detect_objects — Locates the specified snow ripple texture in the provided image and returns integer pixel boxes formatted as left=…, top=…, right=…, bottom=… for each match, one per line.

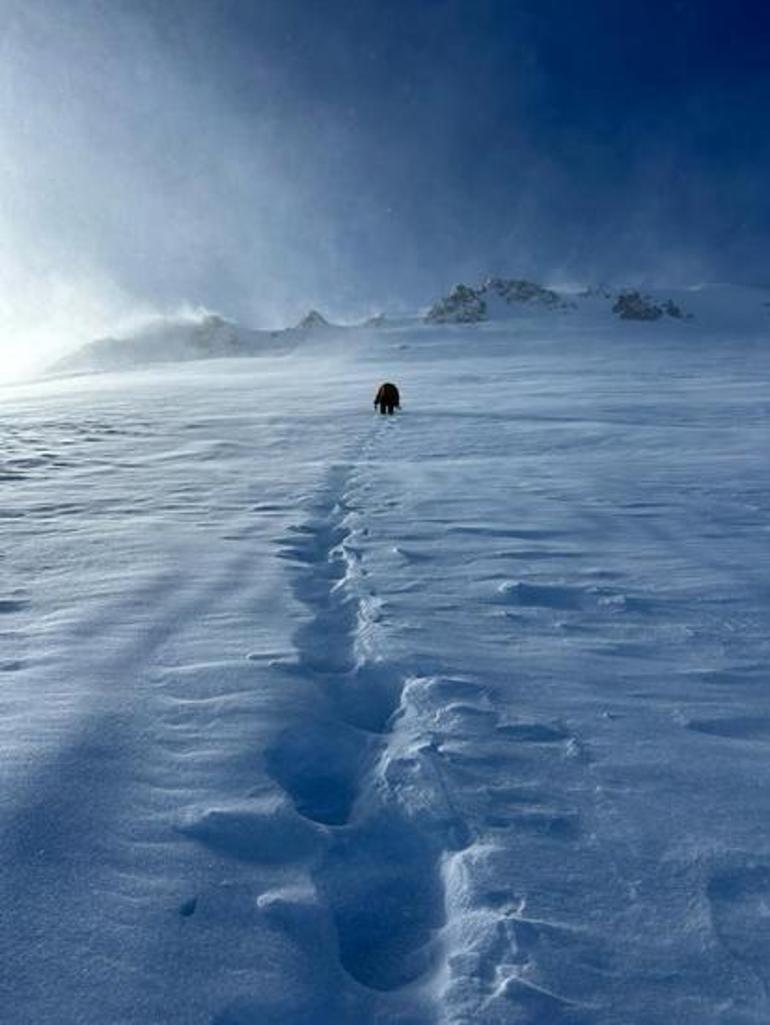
left=1, top=310, right=769, bottom=1025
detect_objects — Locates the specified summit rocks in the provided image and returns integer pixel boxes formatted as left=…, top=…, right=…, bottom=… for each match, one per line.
left=612, top=290, right=686, bottom=321
left=425, top=277, right=572, bottom=323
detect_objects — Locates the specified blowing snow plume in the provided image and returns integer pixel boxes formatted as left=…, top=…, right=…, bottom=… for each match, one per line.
left=2, top=0, right=769, bottom=382
left=48, top=311, right=286, bottom=376
left=0, top=0, right=348, bottom=380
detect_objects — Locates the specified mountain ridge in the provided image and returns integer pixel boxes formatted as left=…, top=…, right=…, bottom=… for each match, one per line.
left=47, top=281, right=769, bottom=378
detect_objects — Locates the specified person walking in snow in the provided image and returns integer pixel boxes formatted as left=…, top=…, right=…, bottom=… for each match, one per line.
left=374, top=381, right=400, bottom=415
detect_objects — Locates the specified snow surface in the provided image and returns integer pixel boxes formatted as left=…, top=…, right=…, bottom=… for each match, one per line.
left=1, top=293, right=769, bottom=1024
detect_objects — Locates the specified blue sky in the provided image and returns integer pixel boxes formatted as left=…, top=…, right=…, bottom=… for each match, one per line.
left=0, top=0, right=768, bottom=359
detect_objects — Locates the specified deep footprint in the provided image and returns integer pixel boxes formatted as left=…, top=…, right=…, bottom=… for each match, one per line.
left=327, top=664, right=405, bottom=735
left=265, top=723, right=371, bottom=826
left=316, top=814, right=445, bottom=991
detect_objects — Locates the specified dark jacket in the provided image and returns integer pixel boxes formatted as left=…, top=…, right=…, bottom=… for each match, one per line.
left=374, top=382, right=400, bottom=407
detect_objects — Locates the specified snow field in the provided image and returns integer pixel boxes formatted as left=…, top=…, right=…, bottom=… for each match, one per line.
left=1, top=314, right=769, bottom=1023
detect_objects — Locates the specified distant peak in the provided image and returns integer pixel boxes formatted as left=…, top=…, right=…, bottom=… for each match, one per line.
left=296, top=309, right=330, bottom=329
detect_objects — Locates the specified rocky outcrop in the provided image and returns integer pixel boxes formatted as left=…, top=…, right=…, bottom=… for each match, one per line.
left=425, top=284, right=487, bottom=324
left=483, top=277, right=571, bottom=309
left=425, top=277, right=573, bottom=323
left=425, top=280, right=690, bottom=324
left=612, top=291, right=685, bottom=321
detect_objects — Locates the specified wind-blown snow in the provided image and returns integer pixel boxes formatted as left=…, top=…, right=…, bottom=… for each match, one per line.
left=1, top=291, right=769, bottom=1024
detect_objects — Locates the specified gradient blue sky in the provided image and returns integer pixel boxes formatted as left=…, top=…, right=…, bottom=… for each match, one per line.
left=0, top=0, right=768, bottom=367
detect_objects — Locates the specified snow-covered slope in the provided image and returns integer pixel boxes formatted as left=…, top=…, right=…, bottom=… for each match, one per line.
left=1, top=297, right=769, bottom=1024
left=48, top=312, right=293, bottom=376
left=48, top=307, right=351, bottom=377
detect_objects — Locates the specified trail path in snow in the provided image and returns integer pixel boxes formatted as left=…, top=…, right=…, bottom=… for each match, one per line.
left=1, top=324, right=769, bottom=1024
